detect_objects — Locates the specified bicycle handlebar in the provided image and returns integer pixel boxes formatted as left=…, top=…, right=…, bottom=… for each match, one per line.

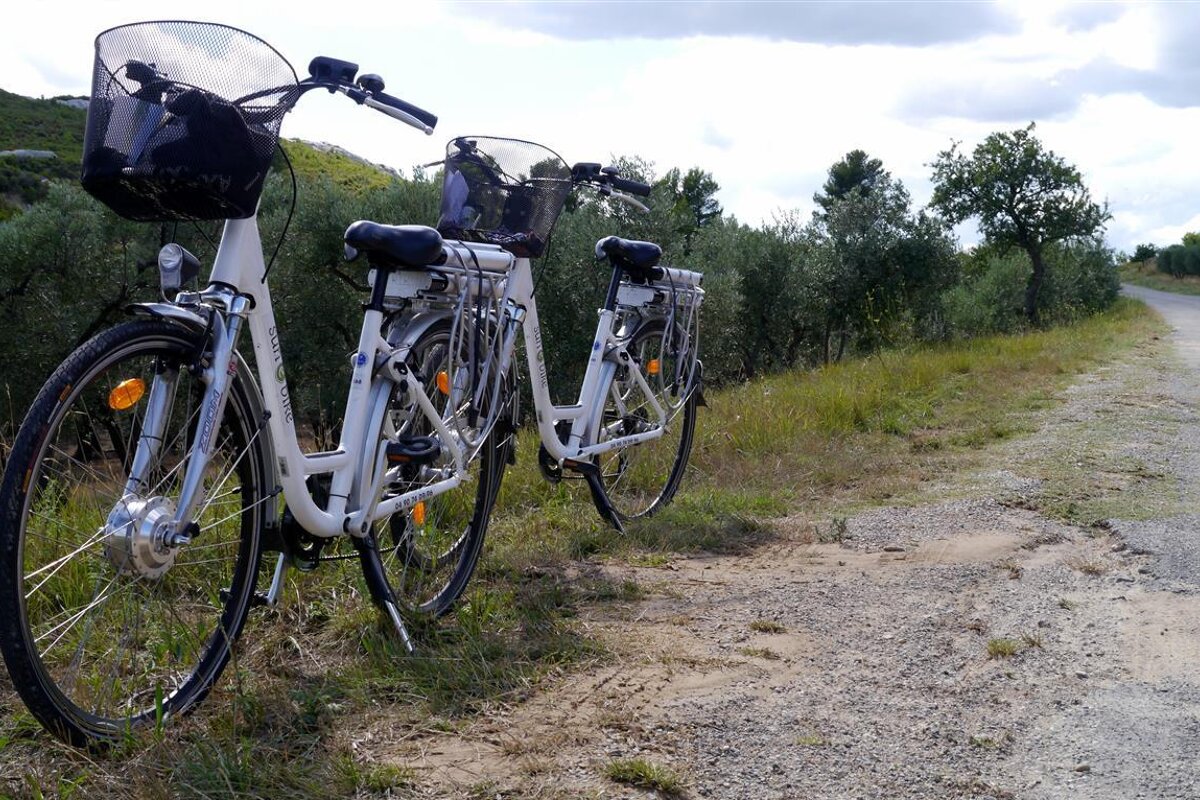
left=300, top=55, right=437, bottom=135
left=570, top=162, right=652, bottom=196
left=360, top=92, right=436, bottom=135
left=609, top=175, right=651, bottom=197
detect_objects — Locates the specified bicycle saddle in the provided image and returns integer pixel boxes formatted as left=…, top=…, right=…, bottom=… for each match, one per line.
left=344, top=221, right=445, bottom=268
left=595, top=236, right=663, bottom=279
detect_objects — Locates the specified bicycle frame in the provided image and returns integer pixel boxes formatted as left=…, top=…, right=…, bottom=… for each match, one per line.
left=140, top=214, right=669, bottom=544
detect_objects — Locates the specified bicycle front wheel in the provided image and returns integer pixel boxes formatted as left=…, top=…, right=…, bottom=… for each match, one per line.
left=594, top=321, right=698, bottom=520
left=0, top=319, right=267, bottom=747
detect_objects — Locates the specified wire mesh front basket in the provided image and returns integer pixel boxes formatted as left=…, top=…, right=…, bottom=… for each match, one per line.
left=81, top=21, right=299, bottom=221
left=436, top=136, right=572, bottom=258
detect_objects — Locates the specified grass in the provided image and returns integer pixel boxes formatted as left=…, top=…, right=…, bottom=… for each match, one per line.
left=986, top=638, right=1023, bottom=659
left=278, top=140, right=406, bottom=194
left=996, top=559, right=1023, bottom=580
left=1068, top=557, right=1109, bottom=576
left=986, top=632, right=1043, bottom=659
left=969, top=735, right=1001, bottom=749
left=1119, top=261, right=1200, bottom=296
left=604, top=757, right=685, bottom=795
left=749, top=619, right=787, bottom=634
left=0, top=85, right=403, bottom=214
left=737, top=646, right=782, bottom=660
left=0, top=299, right=1161, bottom=798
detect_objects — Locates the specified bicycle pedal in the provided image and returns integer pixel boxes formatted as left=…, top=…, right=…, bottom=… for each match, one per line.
left=387, top=436, right=440, bottom=465
left=536, top=443, right=562, bottom=483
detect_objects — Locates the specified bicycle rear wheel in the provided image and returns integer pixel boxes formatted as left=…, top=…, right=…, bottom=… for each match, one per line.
left=372, top=321, right=501, bottom=619
left=594, top=321, right=698, bottom=520
left=0, top=320, right=267, bottom=747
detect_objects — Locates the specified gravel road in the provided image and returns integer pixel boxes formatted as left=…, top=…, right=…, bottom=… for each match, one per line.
left=381, top=286, right=1200, bottom=799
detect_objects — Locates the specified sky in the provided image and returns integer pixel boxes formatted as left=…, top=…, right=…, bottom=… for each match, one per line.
left=3, top=0, right=1199, bottom=252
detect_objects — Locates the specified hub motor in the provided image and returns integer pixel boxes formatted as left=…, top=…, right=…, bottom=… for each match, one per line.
left=103, top=496, right=179, bottom=579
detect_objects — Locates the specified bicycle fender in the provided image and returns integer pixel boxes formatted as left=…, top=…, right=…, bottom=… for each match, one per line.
left=127, top=300, right=208, bottom=331
left=384, top=309, right=454, bottom=356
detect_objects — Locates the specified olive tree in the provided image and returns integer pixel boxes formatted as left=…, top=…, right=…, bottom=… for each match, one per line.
left=929, top=123, right=1109, bottom=324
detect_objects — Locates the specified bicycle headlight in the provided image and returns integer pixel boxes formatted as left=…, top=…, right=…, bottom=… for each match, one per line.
left=157, top=243, right=201, bottom=293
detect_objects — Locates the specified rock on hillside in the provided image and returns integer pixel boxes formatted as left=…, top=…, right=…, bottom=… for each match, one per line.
left=0, top=150, right=56, bottom=159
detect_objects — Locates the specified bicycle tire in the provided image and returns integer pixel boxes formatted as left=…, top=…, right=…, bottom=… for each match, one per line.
left=593, top=320, right=698, bottom=520
left=371, top=321, right=501, bottom=619
left=0, top=319, right=267, bottom=747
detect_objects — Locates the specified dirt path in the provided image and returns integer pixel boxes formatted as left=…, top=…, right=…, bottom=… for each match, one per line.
left=374, top=290, right=1200, bottom=799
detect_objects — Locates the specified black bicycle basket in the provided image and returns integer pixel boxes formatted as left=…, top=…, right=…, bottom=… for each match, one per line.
left=436, top=136, right=572, bottom=258
left=81, top=21, right=299, bottom=221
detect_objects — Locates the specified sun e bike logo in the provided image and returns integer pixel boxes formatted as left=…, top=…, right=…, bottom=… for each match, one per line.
left=268, top=325, right=294, bottom=424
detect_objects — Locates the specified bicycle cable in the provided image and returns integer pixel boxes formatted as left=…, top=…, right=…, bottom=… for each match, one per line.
left=190, top=220, right=218, bottom=254
left=261, top=142, right=298, bottom=283
left=530, top=235, right=554, bottom=298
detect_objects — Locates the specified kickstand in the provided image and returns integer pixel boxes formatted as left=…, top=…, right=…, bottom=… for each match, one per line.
left=383, top=599, right=415, bottom=654
left=265, top=552, right=289, bottom=606
left=351, top=531, right=417, bottom=654
left=579, top=467, right=626, bottom=534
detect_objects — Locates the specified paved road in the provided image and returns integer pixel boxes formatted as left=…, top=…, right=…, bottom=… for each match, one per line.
left=1122, top=283, right=1200, bottom=368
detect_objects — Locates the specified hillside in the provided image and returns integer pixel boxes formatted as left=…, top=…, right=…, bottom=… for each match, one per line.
left=0, top=89, right=85, bottom=214
left=0, top=87, right=400, bottom=216
left=277, top=138, right=408, bottom=193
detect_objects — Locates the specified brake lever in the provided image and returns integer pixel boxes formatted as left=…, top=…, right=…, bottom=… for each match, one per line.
left=599, top=185, right=650, bottom=213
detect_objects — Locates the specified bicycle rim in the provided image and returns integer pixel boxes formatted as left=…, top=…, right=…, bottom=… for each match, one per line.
left=595, top=322, right=697, bottom=520
left=0, top=321, right=264, bottom=744
left=377, top=322, right=497, bottom=618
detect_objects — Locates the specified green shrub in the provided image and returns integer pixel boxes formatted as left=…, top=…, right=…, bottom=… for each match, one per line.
left=1042, top=237, right=1120, bottom=319
left=942, top=239, right=1118, bottom=338
left=1132, top=243, right=1157, bottom=263
left=942, top=252, right=1028, bottom=337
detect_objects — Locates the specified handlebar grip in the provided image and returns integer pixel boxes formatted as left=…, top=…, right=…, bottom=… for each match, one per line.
left=374, top=91, right=438, bottom=130
left=610, top=175, right=651, bottom=197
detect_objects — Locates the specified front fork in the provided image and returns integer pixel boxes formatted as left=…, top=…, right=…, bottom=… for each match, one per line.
left=121, top=295, right=252, bottom=544
left=121, top=361, right=179, bottom=497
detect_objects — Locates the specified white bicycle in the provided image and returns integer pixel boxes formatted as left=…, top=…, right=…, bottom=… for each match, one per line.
left=0, top=21, right=703, bottom=747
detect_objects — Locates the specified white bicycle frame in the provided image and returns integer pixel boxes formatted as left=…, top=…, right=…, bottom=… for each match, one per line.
left=143, top=213, right=680, bottom=544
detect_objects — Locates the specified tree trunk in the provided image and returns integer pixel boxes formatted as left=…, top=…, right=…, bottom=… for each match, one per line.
left=1023, top=245, right=1046, bottom=325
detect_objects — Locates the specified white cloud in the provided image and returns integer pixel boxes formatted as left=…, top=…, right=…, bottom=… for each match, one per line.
left=1148, top=212, right=1200, bottom=247
left=0, top=0, right=1195, bottom=251
left=448, top=0, right=1021, bottom=46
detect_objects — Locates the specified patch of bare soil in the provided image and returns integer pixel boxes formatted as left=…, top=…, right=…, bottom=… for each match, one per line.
left=359, top=304, right=1200, bottom=799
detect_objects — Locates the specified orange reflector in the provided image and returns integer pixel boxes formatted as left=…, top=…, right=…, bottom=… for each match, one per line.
left=412, top=501, right=426, bottom=526
left=108, top=378, right=146, bottom=411
left=647, top=358, right=661, bottom=376
left=436, top=370, right=450, bottom=396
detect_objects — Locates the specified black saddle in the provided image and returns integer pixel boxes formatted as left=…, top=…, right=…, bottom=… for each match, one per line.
left=595, top=236, right=664, bottom=281
left=344, top=221, right=445, bottom=269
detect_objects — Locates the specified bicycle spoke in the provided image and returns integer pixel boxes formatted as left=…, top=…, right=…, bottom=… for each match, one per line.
left=24, top=529, right=112, bottom=599
left=38, top=574, right=126, bottom=653
left=3, top=320, right=263, bottom=742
